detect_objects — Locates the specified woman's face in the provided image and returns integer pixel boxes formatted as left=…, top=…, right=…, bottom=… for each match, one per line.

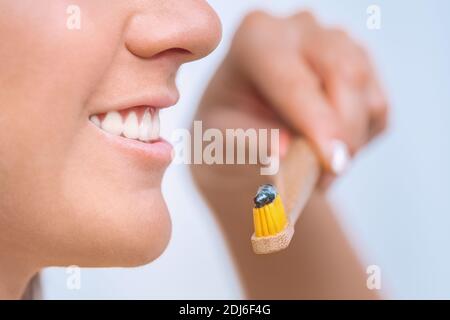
left=0, top=1, right=221, bottom=267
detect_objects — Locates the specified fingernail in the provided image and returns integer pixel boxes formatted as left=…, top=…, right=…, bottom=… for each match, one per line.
left=330, top=140, right=350, bottom=175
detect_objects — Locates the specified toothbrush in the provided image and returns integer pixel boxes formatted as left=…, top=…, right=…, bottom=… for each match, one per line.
left=251, top=138, right=321, bottom=254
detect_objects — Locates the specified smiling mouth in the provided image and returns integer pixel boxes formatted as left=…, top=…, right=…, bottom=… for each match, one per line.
left=89, top=106, right=160, bottom=143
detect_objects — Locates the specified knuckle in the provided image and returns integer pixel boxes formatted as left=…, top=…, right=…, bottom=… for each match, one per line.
left=328, top=27, right=350, bottom=41
left=355, top=43, right=369, bottom=59
left=369, top=108, right=389, bottom=138
left=373, top=100, right=390, bottom=128
left=292, top=10, right=317, bottom=24
left=375, top=98, right=389, bottom=114
left=333, top=54, right=369, bottom=85
left=320, top=29, right=370, bottom=84
left=354, top=43, right=373, bottom=69
left=240, top=10, right=271, bottom=31
left=346, top=127, right=366, bottom=154
left=231, top=10, right=273, bottom=59
left=347, top=63, right=369, bottom=84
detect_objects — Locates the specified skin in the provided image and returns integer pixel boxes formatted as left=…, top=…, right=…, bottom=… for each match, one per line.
left=0, top=2, right=388, bottom=299
left=191, top=12, right=388, bottom=298
left=0, top=0, right=221, bottom=299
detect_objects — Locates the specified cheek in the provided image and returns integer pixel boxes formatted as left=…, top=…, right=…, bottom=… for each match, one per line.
left=0, top=3, right=88, bottom=209
left=0, top=1, right=120, bottom=135
left=0, top=1, right=116, bottom=165
left=0, top=1, right=117, bottom=198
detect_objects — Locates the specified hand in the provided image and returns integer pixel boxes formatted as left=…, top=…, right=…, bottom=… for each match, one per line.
left=196, top=10, right=388, bottom=187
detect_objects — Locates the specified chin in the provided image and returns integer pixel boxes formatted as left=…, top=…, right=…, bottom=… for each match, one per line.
left=94, top=190, right=173, bottom=268
left=47, top=185, right=173, bottom=268
left=126, top=203, right=172, bottom=267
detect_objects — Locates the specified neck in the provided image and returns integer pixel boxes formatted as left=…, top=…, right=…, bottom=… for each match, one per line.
left=0, top=251, right=39, bottom=299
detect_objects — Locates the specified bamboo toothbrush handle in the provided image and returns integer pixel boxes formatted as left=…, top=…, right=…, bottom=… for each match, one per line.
left=251, top=137, right=321, bottom=255
left=275, top=137, right=321, bottom=226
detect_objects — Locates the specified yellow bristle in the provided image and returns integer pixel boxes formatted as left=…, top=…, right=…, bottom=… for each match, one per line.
left=264, top=205, right=276, bottom=235
left=267, top=202, right=280, bottom=231
left=259, top=207, right=269, bottom=236
left=253, top=208, right=262, bottom=237
left=253, top=193, right=288, bottom=237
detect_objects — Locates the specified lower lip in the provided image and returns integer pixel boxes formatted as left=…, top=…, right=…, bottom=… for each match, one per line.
left=88, top=121, right=173, bottom=168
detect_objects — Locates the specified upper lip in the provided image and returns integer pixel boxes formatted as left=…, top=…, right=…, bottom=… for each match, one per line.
left=89, top=91, right=179, bottom=115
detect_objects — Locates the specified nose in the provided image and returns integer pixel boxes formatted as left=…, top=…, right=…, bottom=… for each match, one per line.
left=125, top=1, right=222, bottom=63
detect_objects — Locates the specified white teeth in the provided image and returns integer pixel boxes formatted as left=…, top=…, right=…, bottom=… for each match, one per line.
left=150, top=109, right=160, bottom=141
left=139, top=108, right=152, bottom=142
left=101, top=111, right=123, bottom=136
left=123, top=111, right=139, bottom=139
left=89, top=115, right=101, bottom=127
left=90, top=108, right=161, bottom=143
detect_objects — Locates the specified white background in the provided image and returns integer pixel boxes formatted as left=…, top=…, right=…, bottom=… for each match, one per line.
left=43, top=0, right=450, bottom=299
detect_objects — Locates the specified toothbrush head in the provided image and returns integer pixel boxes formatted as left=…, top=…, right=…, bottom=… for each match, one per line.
left=252, top=184, right=288, bottom=238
